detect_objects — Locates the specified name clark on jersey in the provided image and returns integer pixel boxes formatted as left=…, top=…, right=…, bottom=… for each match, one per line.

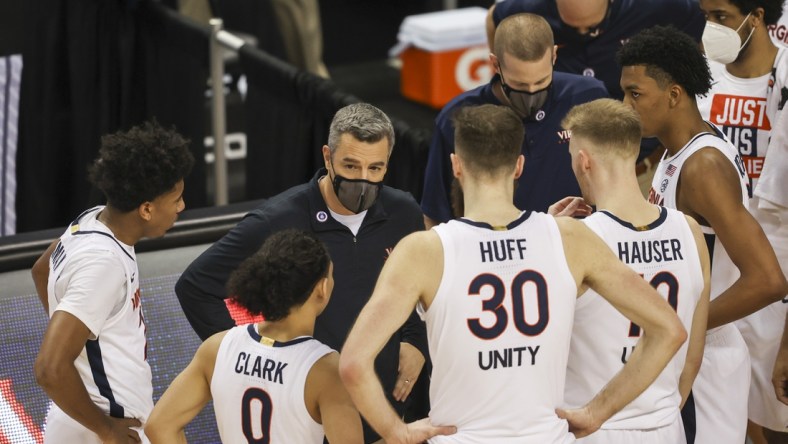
left=235, top=351, right=288, bottom=384
left=478, top=345, right=540, bottom=370
left=617, top=239, right=683, bottom=265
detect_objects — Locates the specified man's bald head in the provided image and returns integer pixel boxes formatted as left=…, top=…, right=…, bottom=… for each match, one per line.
left=556, top=0, right=608, bottom=34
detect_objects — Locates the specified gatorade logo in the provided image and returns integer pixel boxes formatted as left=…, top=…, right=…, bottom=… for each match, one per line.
left=709, top=94, right=771, bottom=130
left=455, top=46, right=493, bottom=91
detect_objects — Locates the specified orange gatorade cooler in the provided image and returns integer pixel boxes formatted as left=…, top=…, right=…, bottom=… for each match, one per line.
left=392, top=8, right=493, bottom=109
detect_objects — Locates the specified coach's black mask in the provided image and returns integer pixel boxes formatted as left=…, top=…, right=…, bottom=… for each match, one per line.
left=328, top=165, right=382, bottom=214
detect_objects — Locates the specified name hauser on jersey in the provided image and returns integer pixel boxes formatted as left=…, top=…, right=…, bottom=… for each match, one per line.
left=617, top=238, right=683, bottom=265
left=235, top=351, right=288, bottom=384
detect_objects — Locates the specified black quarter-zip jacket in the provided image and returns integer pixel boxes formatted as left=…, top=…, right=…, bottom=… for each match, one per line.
left=175, top=169, right=427, bottom=436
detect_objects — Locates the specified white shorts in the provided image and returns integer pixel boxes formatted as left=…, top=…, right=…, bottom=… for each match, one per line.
left=692, top=323, right=751, bottom=444
left=44, top=403, right=150, bottom=444
left=736, top=199, right=788, bottom=432
left=576, top=415, right=683, bottom=444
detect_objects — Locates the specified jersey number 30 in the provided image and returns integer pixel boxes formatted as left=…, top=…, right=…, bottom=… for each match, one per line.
left=242, top=388, right=273, bottom=444
left=466, top=270, right=549, bottom=339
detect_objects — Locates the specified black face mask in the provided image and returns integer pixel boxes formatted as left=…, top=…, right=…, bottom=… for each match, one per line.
left=562, top=0, right=612, bottom=44
left=499, top=69, right=551, bottom=121
left=328, top=166, right=383, bottom=214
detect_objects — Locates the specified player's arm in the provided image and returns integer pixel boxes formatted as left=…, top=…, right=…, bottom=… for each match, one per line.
left=35, top=257, right=142, bottom=443
left=35, top=310, right=142, bottom=443
left=304, top=352, right=364, bottom=443
left=339, top=231, right=456, bottom=444
left=555, top=217, right=687, bottom=437
left=486, top=3, right=497, bottom=50
left=145, top=332, right=224, bottom=444
left=679, top=148, right=788, bottom=328
left=31, top=239, right=58, bottom=312
left=679, top=215, right=710, bottom=407
left=175, top=212, right=272, bottom=340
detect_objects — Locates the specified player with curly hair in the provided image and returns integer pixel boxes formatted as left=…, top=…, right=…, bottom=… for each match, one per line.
left=145, top=229, right=363, bottom=443
left=32, top=120, right=194, bottom=444
left=619, top=25, right=788, bottom=443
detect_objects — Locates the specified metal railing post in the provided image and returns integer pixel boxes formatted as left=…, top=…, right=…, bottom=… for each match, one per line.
left=209, top=18, right=229, bottom=206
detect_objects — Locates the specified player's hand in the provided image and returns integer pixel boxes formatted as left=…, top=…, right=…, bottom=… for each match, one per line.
left=773, top=341, right=788, bottom=405
left=394, top=342, right=425, bottom=402
left=548, top=197, right=593, bottom=218
left=555, top=406, right=601, bottom=438
left=99, top=417, right=142, bottom=443
left=386, top=418, right=457, bottom=444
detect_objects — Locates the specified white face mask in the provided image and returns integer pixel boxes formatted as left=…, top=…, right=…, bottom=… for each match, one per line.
left=701, top=12, right=754, bottom=64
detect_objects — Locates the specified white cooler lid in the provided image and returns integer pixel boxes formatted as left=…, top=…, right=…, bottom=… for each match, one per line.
left=390, top=7, right=489, bottom=56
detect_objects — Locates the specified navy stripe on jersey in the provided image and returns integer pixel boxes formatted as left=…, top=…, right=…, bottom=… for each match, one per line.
left=85, top=339, right=125, bottom=418
left=669, top=124, right=727, bottom=164
left=457, top=211, right=533, bottom=231
left=246, top=324, right=315, bottom=347
left=681, top=390, right=696, bottom=444
left=703, top=233, right=716, bottom=269
left=70, top=207, right=99, bottom=226
left=72, top=231, right=134, bottom=261
left=598, top=207, right=667, bottom=232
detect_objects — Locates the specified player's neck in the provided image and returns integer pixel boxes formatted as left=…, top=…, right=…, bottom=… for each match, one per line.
left=726, top=31, right=778, bottom=78
left=462, top=179, right=521, bottom=226
left=97, top=206, right=142, bottom=246
left=256, top=316, right=315, bottom=343
left=592, top=171, right=660, bottom=226
left=658, top=111, right=712, bottom=157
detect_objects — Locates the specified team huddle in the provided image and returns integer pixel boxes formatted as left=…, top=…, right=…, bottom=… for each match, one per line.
left=32, top=0, right=788, bottom=443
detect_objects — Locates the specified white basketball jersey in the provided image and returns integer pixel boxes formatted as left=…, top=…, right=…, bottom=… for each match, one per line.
left=565, top=207, right=703, bottom=430
left=210, top=324, right=333, bottom=444
left=697, top=48, right=787, bottom=201
left=648, top=127, right=748, bottom=306
left=421, top=212, right=577, bottom=443
left=47, top=206, right=153, bottom=421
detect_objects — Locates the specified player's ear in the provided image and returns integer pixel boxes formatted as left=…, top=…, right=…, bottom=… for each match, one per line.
left=578, top=149, right=592, bottom=173
left=668, top=84, right=681, bottom=108
left=514, top=154, right=525, bottom=179
left=451, top=153, right=463, bottom=179
left=138, top=202, right=153, bottom=222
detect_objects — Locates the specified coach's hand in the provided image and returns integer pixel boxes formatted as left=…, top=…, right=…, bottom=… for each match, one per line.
left=395, top=342, right=425, bottom=402
left=548, top=197, right=593, bottom=218
left=556, top=406, right=601, bottom=438
left=100, top=417, right=142, bottom=443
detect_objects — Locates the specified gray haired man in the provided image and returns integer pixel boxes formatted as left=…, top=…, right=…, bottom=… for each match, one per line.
left=175, top=103, right=429, bottom=443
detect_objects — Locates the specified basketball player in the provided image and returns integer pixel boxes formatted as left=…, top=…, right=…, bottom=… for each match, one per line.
left=339, top=104, right=687, bottom=443
left=696, top=1, right=788, bottom=440
left=618, top=25, right=788, bottom=443
left=145, top=230, right=363, bottom=443
left=32, top=121, right=194, bottom=443
left=557, top=98, right=710, bottom=443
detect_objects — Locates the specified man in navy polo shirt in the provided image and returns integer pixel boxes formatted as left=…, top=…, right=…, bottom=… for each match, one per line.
left=487, top=0, right=705, bottom=182
left=488, top=0, right=705, bottom=100
left=421, top=13, right=607, bottom=227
